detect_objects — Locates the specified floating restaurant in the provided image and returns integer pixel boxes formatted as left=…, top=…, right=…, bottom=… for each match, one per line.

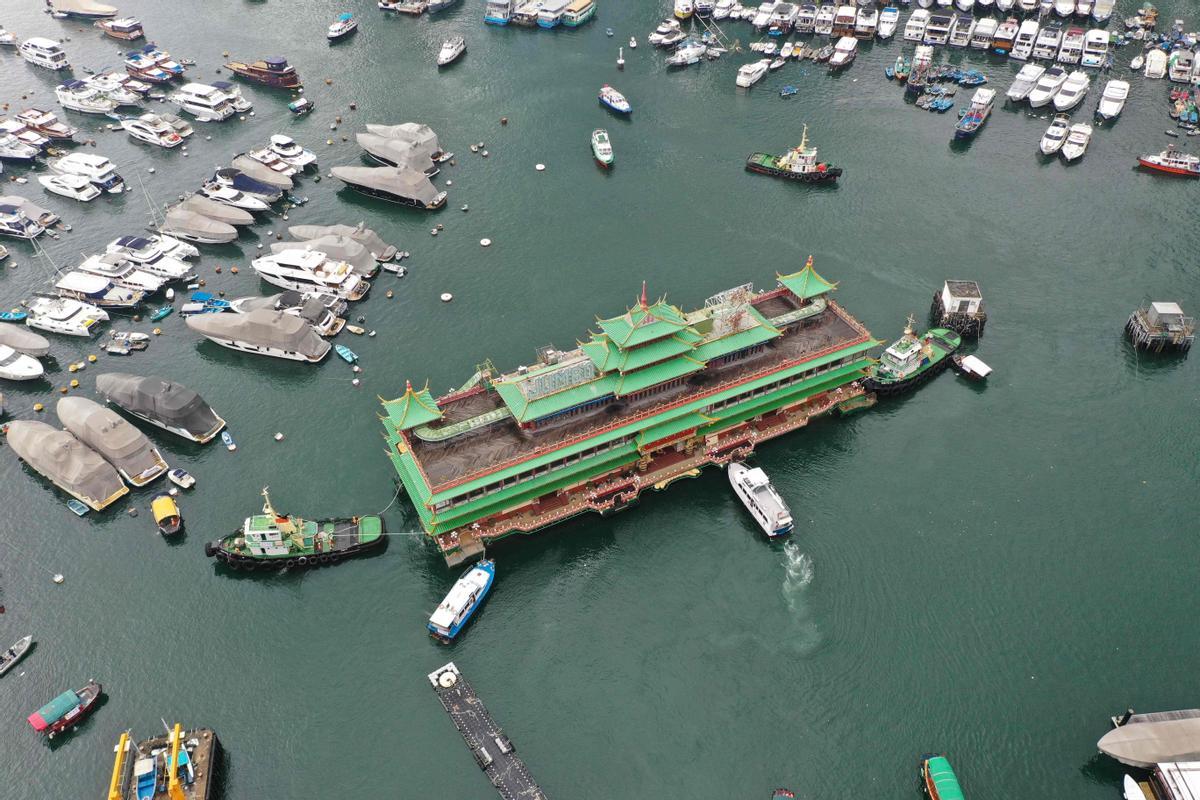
left=382, top=260, right=878, bottom=565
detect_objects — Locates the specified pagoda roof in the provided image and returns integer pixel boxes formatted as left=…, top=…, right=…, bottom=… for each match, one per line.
left=615, top=354, right=705, bottom=396
left=691, top=307, right=781, bottom=362
left=777, top=256, right=837, bottom=300
left=595, top=292, right=690, bottom=349
left=493, top=372, right=617, bottom=424
left=381, top=382, right=443, bottom=431
left=580, top=329, right=702, bottom=373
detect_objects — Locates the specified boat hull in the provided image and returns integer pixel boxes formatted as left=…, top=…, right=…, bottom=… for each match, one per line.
left=226, top=67, right=301, bottom=89
left=863, top=350, right=954, bottom=396
left=745, top=156, right=842, bottom=183
left=204, top=517, right=386, bottom=570
left=1137, top=158, right=1200, bottom=177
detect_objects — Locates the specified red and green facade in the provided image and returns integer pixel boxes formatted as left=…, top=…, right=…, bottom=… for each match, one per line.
left=382, top=261, right=877, bottom=564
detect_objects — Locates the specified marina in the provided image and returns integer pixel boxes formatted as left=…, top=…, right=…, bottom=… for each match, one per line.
left=0, top=1, right=1197, bottom=799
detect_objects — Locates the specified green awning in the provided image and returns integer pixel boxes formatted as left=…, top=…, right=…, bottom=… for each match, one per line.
left=635, top=412, right=714, bottom=450
left=925, top=757, right=965, bottom=800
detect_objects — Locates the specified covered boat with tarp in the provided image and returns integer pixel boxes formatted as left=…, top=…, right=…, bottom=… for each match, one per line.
left=95, top=372, right=226, bottom=443
left=50, top=0, right=118, bottom=19
left=27, top=680, right=102, bottom=738
left=271, top=235, right=378, bottom=276
left=160, top=208, right=237, bottom=245
left=356, top=133, right=437, bottom=174
left=363, top=122, right=448, bottom=161
left=5, top=421, right=128, bottom=510
left=287, top=222, right=397, bottom=261
left=177, top=195, right=254, bottom=226
left=230, top=291, right=346, bottom=336
left=0, top=322, right=50, bottom=356
left=0, top=194, right=60, bottom=229
left=186, top=308, right=330, bottom=363
left=231, top=155, right=294, bottom=190
left=57, top=396, right=167, bottom=486
left=331, top=166, right=447, bottom=209
left=1098, top=709, right=1200, bottom=768
left=920, top=754, right=965, bottom=800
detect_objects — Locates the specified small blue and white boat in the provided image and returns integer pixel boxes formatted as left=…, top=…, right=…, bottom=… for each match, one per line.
left=66, top=498, right=90, bottom=516
left=220, top=430, right=236, bottom=451
left=428, top=558, right=495, bottom=642
left=0, top=309, right=28, bottom=322
left=133, top=757, right=157, bottom=800
left=599, top=84, right=631, bottom=115
left=484, top=0, right=513, bottom=25
left=327, top=13, right=358, bottom=42
left=334, top=344, right=357, bottom=364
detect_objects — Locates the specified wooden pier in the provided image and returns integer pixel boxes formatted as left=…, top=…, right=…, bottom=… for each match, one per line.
left=428, top=662, right=547, bottom=800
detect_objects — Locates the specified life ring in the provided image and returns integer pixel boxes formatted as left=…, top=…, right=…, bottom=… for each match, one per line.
left=285, top=558, right=297, bottom=568
left=298, top=556, right=309, bottom=566
left=319, top=555, right=331, bottom=565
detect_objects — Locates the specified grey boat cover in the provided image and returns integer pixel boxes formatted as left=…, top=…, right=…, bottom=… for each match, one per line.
left=0, top=195, right=58, bottom=225
left=356, top=133, right=436, bottom=173
left=186, top=308, right=329, bottom=360
left=53, top=0, right=118, bottom=15
left=231, top=155, right=294, bottom=190
left=6, top=420, right=127, bottom=509
left=331, top=166, right=440, bottom=206
left=95, top=372, right=224, bottom=440
left=0, top=322, right=51, bottom=357
left=161, top=209, right=238, bottom=244
left=287, top=223, right=396, bottom=261
left=271, top=236, right=376, bottom=276
left=178, top=195, right=254, bottom=227
left=1097, top=715, right=1200, bottom=768
left=56, top=396, right=165, bottom=483
left=363, top=123, right=440, bottom=156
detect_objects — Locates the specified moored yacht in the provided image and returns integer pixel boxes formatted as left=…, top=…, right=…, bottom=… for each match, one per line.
left=1039, top=112, right=1070, bottom=154
left=970, top=18, right=997, bottom=49
left=828, top=36, right=857, bottom=69
left=992, top=18, right=1019, bottom=53
left=251, top=249, right=371, bottom=301
left=55, top=272, right=143, bottom=309
left=105, top=236, right=195, bottom=280
left=223, top=57, right=302, bottom=89
left=38, top=174, right=101, bottom=203
left=268, top=135, right=317, bottom=168
left=814, top=4, right=835, bottom=35
left=1031, top=23, right=1062, bottom=60
left=877, top=6, right=899, bottom=39
left=95, top=372, right=226, bottom=444
left=95, top=17, right=144, bottom=40
left=923, top=13, right=953, bottom=45
left=1057, top=26, right=1085, bottom=64
left=854, top=5, right=878, bottom=38
left=728, top=461, right=793, bottom=538
left=75, top=253, right=166, bottom=294
left=428, top=559, right=496, bottom=642
left=6, top=422, right=126, bottom=511
left=16, top=109, right=77, bottom=140
left=1080, top=28, right=1108, bottom=67
left=55, top=81, right=120, bottom=115
left=20, top=38, right=70, bottom=70
left=736, top=59, right=771, bottom=87
left=1006, top=63, right=1046, bottom=102
left=169, top=83, right=235, bottom=122
left=0, top=205, right=46, bottom=239
left=437, top=36, right=466, bottom=67
left=57, top=396, right=168, bottom=487
left=0, top=120, right=50, bottom=153
left=1060, top=122, right=1091, bottom=161
left=197, top=183, right=272, bottom=212
left=24, top=296, right=107, bottom=337
left=904, top=9, right=930, bottom=41
left=48, top=153, right=124, bottom=193
left=1095, top=79, right=1128, bottom=120
left=121, top=114, right=183, bottom=148
left=0, top=134, right=41, bottom=164
left=330, top=166, right=446, bottom=210
left=1027, top=65, right=1068, bottom=107
left=1010, top=19, right=1039, bottom=60
left=949, top=15, right=975, bottom=48
left=159, top=208, right=238, bottom=245
left=1052, top=70, right=1090, bottom=110
left=186, top=308, right=331, bottom=363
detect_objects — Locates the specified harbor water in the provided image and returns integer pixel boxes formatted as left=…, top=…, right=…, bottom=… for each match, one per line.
left=1, top=1, right=1199, bottom=797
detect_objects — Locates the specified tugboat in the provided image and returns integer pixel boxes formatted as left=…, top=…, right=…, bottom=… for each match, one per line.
left=428, top=559, right=495, bottom=642
left=863, top=316, right=961, bottom=397
left=728, top=461, right=793, bottom=538
left=223, top=57, right=302, bottom=89
left=27, top=680, right=102, bottom=738
left=204, top=487, right=385, bottom=570
left=919, top=753, right=965, bottom=800
left=591, top=128, right=614, bottom=168
left=745, top=125, right=843, bottom=183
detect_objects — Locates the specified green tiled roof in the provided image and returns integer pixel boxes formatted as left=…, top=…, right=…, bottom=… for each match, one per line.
left=493, top=372, right=619, bottom=424
left=380, top=382, right=443, bottom=431
left=581, top=330, right=702, bottom=373
left=615, top=355, right=705, bottom=396
left=692, top=309, right=782, bottom=362
left=635, top=411, right=715, bottom=450
left=596, top=299, right=689, bottom=348
left=778, top=256, right=838, bottom=300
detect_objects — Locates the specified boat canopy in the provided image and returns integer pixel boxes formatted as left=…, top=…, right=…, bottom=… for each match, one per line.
left=161, top=209, right=238, bottom=243
left=272, top=236, right=376, bottom=275
left=363, top=122, right=441, bottom=156
left=5, top=421, right=127, bottom=509
left=61, top=79, right=88, bottom=90
left=264, top=57, right=289, bottom=69
left=53, top=0, right=118, bottom=16
left=1098, top=716, right=1200, bottom=768
left=57, top=396, right=162, bottom=470
left=288, top=223, right=397, bottom=261
left=231, top=155, right=294, bottom=190
left=151, top=495, right=179, bottom=523
left=56, top=272, right=113, bottom=295
left=925, top=756, right=965, bottom=800
left=95, top=373, right=224, bottom=436
left=338, top=12, right=353, bottom=21
left=27, top=689, right=81, bottom=731
left=177, top=196, right=254, bottom=226
left=356, top=133, right=436, bottom=172
left=331, top=166, right=442, bottom=205
left=0, top=195, right=58, bottom=224
left=186, top=308, right=330, bottom=359
left=0, top=322, right=51, bottom=356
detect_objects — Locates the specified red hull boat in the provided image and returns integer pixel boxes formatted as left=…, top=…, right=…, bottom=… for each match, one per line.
left=27, top=680, right=102, bottom=738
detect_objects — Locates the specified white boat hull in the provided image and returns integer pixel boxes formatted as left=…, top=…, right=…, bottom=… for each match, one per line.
left=196, top=335, right=328, bottom=363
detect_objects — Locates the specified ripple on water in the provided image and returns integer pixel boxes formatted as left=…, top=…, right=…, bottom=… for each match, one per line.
left=781, top=540, right=821, bottom=655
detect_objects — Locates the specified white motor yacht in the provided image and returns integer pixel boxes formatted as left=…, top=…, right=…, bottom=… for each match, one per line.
left=245, top=148, right=299, bottom=177
left=1080, top=28, right=1108, bottom=67
left=76, top=253, right=166, bottom=294
left=1010, top=19, right=1039, bottom=60
left=0, top=119, right=49, bottom=151
left=1027, top=65, right=1068, bottom=107
left=1095, top=79, right=1129, bottom=120
left=735, top=59, right=771, bottom=87
left=48, top=153, right=124, bottom=193
left=16, top=109, right=78, bottom=141
left=268, top=135, right=316, bottom=168
left=1053, top=0, right=1074, bottom=15
left=904, top=9, right=930, bottom=41
left=829, top=36, right=857, bottom=68
left=105, top=236, right=195, bottom=280
left=1143, top=49, right=1167, bottom=79
left=0, top=136, right=39, bottom=167
left=55, top=82, right=119, bottom=115
left=0, top=205, right=45, bottom=239
left=38, top=174, right=101, bottom=202
left=1091, top=0, right=1114, bottom=22
left=82, top=74, right=142, bottom=106
left=647, top=19, right=680, bottom=46
left=24, top=296, right=107, bottom=337
left=169, top=83, right=236, bottom=122
left=1006, top=63, right=1046, bottom=102
left=437, top=36, right=466, bottom=66
left=20, top=38, right=69, bottom=70
left=1060, top=122, right=1092, bottom=161
left=1039, top=113, right=1071, bottom=154
left=1052, top=70, right=1090, bottom=110
left=1167, top=49, right=1195, bottom=84
left=186, top=309, right=330, bottom=363
left=55, top=272, right=143, bottom=309
left=121, top=114, right=184, bottom=148
left=948, top=15, right=975, bottom=47
left=970, top=18, right=998, bottom=49
left=1032, top=24, right=1063, bottom=60
left=728, top=462, right=794, bottom=538
left=251, top=249, right=370, bottom=301
left=197, top=183, right=271, bottom=212
left=0, top=344, right=44, bottom=381
left=877, top=6, right=899, bottom=39
left=1057, top=27, right=1085, bottom=64
left=814, top=4, right=835, bottom=35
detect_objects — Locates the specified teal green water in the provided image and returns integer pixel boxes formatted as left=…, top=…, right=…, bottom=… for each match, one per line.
left=2, top=1, right=1199, bottom=798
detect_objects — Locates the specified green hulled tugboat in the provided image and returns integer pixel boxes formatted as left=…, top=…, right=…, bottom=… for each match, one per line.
left=745, top=125, right=842, bottom=184
left=863, top=316, right=961, bottom=397
left=204, top=487, right=384, bottom=570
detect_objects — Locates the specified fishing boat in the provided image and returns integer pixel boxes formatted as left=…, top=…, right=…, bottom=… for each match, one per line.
left=745, top=125, right=842, bottom=183
left=0, top=635, right=32, bottom=677
left=1137, top=146, right=1200, bottom=177
left=327, top=12, right=359, bottom=41
left=204, top=486, right=384, bottom=570
left=954, top=88, right=995, bottom=138
left=863, top=316, right=960, bottom=397
left=224, top=57, right=302, bottom=89
left=728, top=461, right=793, bottom=537
left=951, top=353, right=992, bottom=381
left=1039, top=113, right=1071, bottom=154
left=168, top=468, right=196, bottom=489
left=920, top=754, right=965, bottom=800
left=150, top=493, right=183, bottom=535
left=599, top=84, right=631, bottom=114
left=428, top=558, right=496, bottom=642
left=27, top=680, right=102, bottom=738
left=437, top=37, right=466, bottom=67
left=334, top=343, right=358, bottom=363
left=591, top=128, right=613, bottom=168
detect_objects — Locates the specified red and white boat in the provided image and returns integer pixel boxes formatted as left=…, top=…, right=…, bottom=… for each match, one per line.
left=1137, top=147, right=1200, bottom=177
left=26, top=680, right=102, bottom=738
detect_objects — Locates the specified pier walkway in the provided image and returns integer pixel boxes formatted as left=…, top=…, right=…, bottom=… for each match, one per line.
left=428, top=662, right=547, bottom=800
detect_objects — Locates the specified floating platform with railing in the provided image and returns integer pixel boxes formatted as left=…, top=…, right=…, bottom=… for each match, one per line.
left=1126, top=302, right=1194, bottom=353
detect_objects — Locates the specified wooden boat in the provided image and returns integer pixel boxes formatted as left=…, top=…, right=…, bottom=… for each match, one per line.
left=0, top=635, right=33, bottom=677
left=27, top=680, right=102, bottom=738
left=151, top=493, right=183, bottom=535
left=224, top=57, right=302, bottom=89
left=920, top=754, right=965, bottom=800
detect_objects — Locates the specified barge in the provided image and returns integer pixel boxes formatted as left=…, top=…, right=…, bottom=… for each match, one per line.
left=382, top=259, right=878, bottom=565
left=107, top=724, right=221, bottom=800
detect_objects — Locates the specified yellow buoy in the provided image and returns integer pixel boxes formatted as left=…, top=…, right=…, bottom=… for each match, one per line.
left=70, top=379, right=79, bottom=388
left=152, top=327, right=162, bottom=335
left=385, top=289, right=393, bottom=299
left=60, top=387, right=69, bottom=394
left=34, top=403, right=44, bottom=412
left=325, top=78, right=332, bottom=85
left=230, top=266, right=239, bottom=274
left=87, top=354, right=97, bottom=363
left=68, top=363, right=78, bottom=373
